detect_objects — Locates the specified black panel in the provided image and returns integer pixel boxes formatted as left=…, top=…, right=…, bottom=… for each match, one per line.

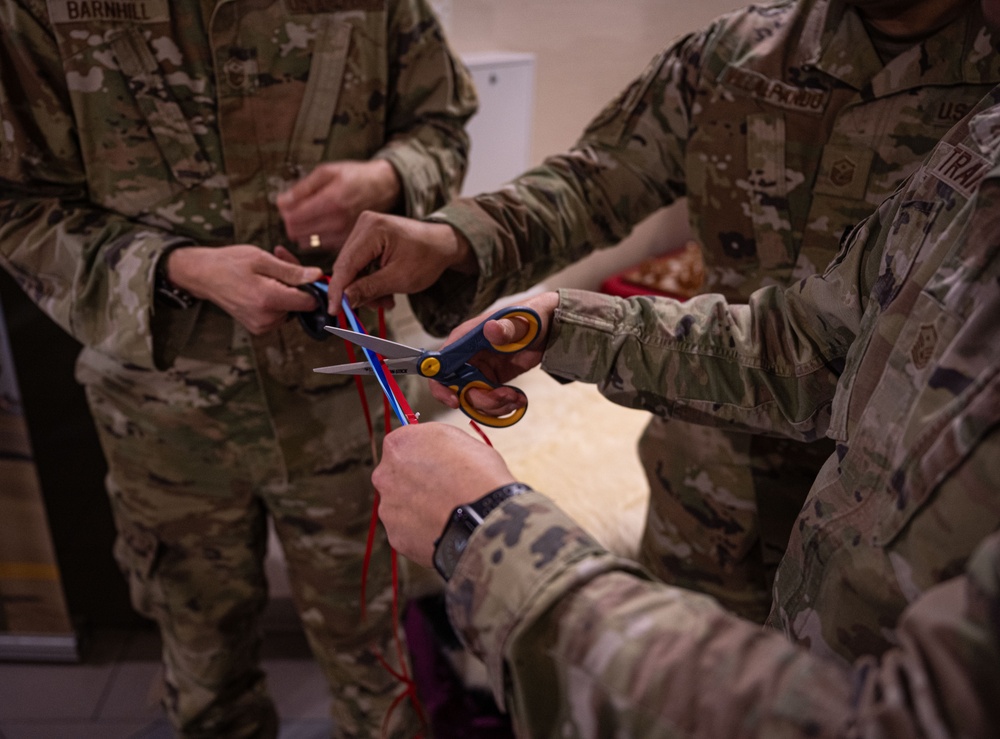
left=0, top=271, right=139, bottom=629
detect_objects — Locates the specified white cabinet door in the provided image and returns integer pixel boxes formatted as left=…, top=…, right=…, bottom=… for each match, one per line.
left=461, top=52, right=535, bottom=197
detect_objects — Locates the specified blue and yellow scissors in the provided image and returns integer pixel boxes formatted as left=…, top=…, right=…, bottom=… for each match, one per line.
left=314, top=306, right=541, bottom=427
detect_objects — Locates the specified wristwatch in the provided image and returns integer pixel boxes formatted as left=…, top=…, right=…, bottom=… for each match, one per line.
left=154, top=249, right=198, bottom=309
left=432, top=482, right=532, bottom=581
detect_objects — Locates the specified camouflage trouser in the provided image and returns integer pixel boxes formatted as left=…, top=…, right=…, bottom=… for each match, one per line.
left=78, top=316, right=422, bottom=739
left=637, top=415, right=835, bottom=623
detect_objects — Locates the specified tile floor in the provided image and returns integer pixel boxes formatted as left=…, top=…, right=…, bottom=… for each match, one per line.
left=0, top=609, right=334, bottom=739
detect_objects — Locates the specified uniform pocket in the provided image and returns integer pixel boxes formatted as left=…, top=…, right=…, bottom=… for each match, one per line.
left=107, top=27, right=214, bottom=194
left=826, top=197, right=943, bottom=442
left=252, top=318, right=357, bottom=391
left=875, top=362, right=1000, bottom=546
left=870, top=259, right=1000, bottom=546
left=286, top=17, right=352, bottom=172
left=109, top=509, right=166, bottom=619
left=743, top=112, right=788, bottom=274
left=112, top=515, right=162, bottom=581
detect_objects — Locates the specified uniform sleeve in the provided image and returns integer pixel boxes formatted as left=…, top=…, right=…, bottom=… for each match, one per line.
left=408, top=25, right=716, bottom=336
left=537, top=181, right=892, bottom=441
left=0, top=3, right=196, bottom=370
left=446, top=492, right=1000, bottom=738
left=374, top=0, right=478, bottom=219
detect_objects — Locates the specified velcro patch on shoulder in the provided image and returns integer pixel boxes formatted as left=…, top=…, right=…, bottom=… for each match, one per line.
left=929, top=142, right=991, bottom=199
left=286, top=0, right=383, bottom=12
left=47, top=0, right=170, bottom=23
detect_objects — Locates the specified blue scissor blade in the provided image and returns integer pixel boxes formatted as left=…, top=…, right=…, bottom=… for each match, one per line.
left=323, top=325, right=422, bottom=359
left=314, top=358, right=418, bottom=375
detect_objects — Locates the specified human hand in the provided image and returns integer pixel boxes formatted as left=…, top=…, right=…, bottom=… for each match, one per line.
left=277, top=159, right=402, bottom=252
left=373, top=422, right=517, bottom=568
left=327, top=212, right=477, bottom=309
left=427, top=292, right=560, bottom=417
left=166, top=245, right=323, bottom=334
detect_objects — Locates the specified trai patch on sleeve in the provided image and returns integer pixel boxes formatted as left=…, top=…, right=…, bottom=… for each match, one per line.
left=929, top=142, right=990, bottom=199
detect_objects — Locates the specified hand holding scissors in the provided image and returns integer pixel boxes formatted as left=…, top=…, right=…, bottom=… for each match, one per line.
left=314, top=305, right=543, bottom=427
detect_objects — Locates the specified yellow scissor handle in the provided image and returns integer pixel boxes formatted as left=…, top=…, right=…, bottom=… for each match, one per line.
left=488, top=309, right=541, bottom=353
left=456, top=380, right=527, bottom=428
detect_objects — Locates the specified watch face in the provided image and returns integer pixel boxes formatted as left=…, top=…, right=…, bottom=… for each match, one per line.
left=432, top=488, right=528, bottom=580
left=433, top=508, right=477, bottom=580
left=440, top=537, right=467, bottom=574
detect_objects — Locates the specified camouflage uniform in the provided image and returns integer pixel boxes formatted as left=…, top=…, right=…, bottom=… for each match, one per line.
left=0, top=1, right=476, bottom=736
left=410, top=0, right=1000, bottom=622
left=444, top=86, right=1000, bottom=738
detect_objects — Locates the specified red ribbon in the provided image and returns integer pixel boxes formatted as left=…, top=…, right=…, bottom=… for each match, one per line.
left=337, top=304, right=495, bottom=737
left=337, top=304, right=426, bottom=737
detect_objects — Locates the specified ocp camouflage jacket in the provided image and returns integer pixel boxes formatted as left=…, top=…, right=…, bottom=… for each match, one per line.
left=445, top=86, right=1000, bottom=738
left=411, top=0, right=1000, bottom=337
left=0, top=0, right=476, bottom=372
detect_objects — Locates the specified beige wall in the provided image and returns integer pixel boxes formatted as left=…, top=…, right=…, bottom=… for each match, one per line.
left=449, top=0, right=743, bottom=162
left=441, top=0, right=747, bottom=289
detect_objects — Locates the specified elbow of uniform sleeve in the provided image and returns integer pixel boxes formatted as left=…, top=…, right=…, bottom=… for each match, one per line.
left=375, top=126, right=472, bottom=219
left=459, top=531, right=1000, bottom=737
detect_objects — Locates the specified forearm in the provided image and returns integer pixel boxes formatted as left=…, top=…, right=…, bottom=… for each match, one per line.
left=505, top=556, right=997, bottom=739
left=534, top=188, right=894, bottom=440
left=408, top=28, right=710, bottom=336
left=407, top=143, right=684, bottom=337
left=444, top=493, right=851, bottom=737
left=541, top=285, right=852, bottom=441
left=448, top=495, right=1000, bottom=738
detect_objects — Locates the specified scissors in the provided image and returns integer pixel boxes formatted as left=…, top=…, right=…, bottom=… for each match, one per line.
left=314, top=305, right=541, bottom=427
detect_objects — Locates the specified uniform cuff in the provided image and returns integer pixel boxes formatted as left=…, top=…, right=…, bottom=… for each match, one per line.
left=406, top=200, right=498, bottom=336
left=540, top=288, right=627, bottom=383
left=375, top=147, right=442, bottom=220
left=443, top=491, right=644, bottom=707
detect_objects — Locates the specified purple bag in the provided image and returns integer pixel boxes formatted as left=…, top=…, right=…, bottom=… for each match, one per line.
left=404, top=594, right=514, bottom=738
